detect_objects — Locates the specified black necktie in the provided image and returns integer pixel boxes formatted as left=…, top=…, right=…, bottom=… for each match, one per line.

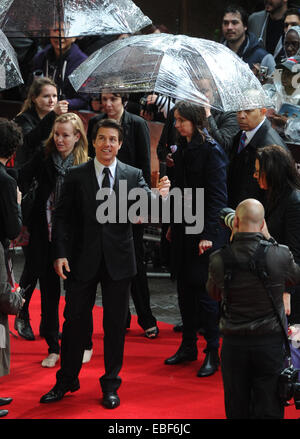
left=238, top=131, right=247, bottom=153
left=102, top=167, right=110, bottom=189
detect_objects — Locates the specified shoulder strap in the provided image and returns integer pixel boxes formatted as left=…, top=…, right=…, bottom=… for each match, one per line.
left=251, top=241, right=292, bottom=363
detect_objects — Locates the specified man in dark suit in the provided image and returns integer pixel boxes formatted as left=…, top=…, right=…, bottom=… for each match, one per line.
left=39, top=119, right=170, bottom=408
left=227, top=106, right=287, bottom=209
left=87, top=92, right=158, bottom=340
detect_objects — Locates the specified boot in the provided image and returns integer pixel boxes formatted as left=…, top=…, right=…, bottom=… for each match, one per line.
left=165, top=343, right=197, bottom=365
left=197, top=349, right=220, bottom=377
left=14, top=312, right=35, bottom=341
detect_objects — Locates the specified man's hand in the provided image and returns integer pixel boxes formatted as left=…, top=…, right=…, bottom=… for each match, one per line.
left=283, top=292, right=291, bottom=315
left=157, top=175, right=170, bottom=198
left=54, top=258, right=70, bottom=280
left=199, top=240, right=213, bottom=255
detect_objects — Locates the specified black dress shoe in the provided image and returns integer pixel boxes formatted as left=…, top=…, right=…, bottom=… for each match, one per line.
left=165, top=345, right=197, bottom=365
left=40, top=380, right=80, bottom=403
left=0, top=409, right=8, bottom=417
left=102, top=391, right=120, bottom=409
left=0, top=397, right=12, bottom=406
left=197, top=350, right=220, bottom=377
left=14, top=316, right=35, bottom=340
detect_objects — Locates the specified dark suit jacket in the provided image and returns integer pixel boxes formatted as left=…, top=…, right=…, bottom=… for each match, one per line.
left=87, top=110, right=151, bottom=186
left=52, top=159, right=153, bottom=282
left=227, top=118, right=287, bottom=209
left=0, top=164, right=22, bottom=247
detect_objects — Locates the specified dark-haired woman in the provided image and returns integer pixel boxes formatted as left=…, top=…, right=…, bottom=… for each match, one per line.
left=164, top=101, right=228, bottom=377
left=254, top=144, right=300, bottom=323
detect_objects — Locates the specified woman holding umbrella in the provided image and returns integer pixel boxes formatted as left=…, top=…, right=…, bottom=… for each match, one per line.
left=13, top=77, right=68, bottom=341
left=18, top=112, right=89, bottom=368
left=164, top=100, right=228, bottom=377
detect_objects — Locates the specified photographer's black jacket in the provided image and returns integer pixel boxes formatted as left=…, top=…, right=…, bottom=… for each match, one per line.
left=207, top=232, right=300, bottom=336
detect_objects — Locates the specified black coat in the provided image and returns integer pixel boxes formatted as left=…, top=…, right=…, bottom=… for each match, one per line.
left=14, top=107, right=56, bottom=170
left=87, top=110, right=151, bottom=186
left=227, top=118, right=287, bottom=209
left=266, top=188, right=300, bottom=265
left=18, top=150, right=59, bottom=276
left=0, top=163, right=22, bottom=247
left=170, top=131, right=228, bottom=280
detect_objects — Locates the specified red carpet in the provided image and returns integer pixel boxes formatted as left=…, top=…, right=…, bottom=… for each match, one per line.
left=1, top=290, right=299, bottom=420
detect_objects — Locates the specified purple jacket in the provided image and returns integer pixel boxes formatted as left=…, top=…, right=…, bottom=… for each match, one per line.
left=32, top=43, right=89, bottom=110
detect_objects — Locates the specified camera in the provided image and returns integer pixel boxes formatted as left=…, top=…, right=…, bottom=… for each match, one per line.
left=219, top=207, right=235, bottom=230
left=139, top=95, right=157, bottom=114
left=278, top=365, right=300, bottom=409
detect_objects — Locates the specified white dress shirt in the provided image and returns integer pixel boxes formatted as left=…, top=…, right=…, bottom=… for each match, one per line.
left=94, top=157, right=117, bottom=190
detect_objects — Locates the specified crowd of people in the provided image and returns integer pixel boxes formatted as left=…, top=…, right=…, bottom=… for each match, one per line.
left=1, top=0, right=300, bottom=419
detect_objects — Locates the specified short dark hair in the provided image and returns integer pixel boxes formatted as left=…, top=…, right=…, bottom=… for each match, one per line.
left=0, top=118, right=23, bottom=159
left=100, top=92, right=129, bottom=105
left=223, top=4, right=249, bottom=27
left=92, top=118, right=124, bottom=143
left=284, top=7, right=300, bottom=20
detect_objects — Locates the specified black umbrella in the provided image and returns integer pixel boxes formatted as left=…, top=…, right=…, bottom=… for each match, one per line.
left=0, top=0, right=152, bottom=96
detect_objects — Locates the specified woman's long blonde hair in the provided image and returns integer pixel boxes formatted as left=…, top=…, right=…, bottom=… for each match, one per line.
left=45, top=113, right=89, bottom=165
left=18, top=77, right=58, bottom=115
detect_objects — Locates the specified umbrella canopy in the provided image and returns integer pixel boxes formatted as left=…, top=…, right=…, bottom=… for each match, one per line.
left=69, top=33, right=271, bottom=112
left=0, top=28, right=23, bottom=90
left=0, top=0, right=152, bottom=38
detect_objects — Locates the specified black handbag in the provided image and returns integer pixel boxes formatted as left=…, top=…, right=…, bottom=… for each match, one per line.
left=21, top=178, right=38, bottom=226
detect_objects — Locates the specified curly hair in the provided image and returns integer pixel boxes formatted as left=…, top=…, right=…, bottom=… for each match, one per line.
left=0, top=118, right=23, bottom=159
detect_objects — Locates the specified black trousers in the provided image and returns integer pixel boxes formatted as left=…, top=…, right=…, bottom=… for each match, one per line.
left=84, top=224, right=156, bottom=350
left=129, top=224, right=157, bottom=330
left=20, top=243, right=60, bottom=354
left=56, top=258, right=131, bottom=393
left=177, top=261, right=220, bottom=351
left=221, top=335, right=285, bottom=419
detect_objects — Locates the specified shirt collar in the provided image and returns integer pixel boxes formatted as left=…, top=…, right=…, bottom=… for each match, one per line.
left=94, top=157, right=117, bottom=180
left=243, top=117, right=266, bottom=144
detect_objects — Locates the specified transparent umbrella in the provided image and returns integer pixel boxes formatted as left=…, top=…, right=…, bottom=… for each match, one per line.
left=0, top=0, right=152, bottom=38
left=0, top=28, right=23, bottom=91
left=69, top=33, right=271, bottom=112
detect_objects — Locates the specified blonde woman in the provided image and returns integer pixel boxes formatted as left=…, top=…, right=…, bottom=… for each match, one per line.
left=18, top=113, right=89, bottom=367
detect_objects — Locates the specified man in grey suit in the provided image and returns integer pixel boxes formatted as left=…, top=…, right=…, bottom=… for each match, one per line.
left=227, top=105, right=287, bottom=209
left=40, top=119, right=170, bottom=408
left=248, top=0, right=288, bottom=62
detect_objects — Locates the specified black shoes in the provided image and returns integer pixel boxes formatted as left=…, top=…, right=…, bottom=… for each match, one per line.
left=40, top=380, right=80, bottom=403
left=197, top=350, right=220, bottom=377
left=165, top=345, right=198, bottom=365
left=0, top=397, right=13, bottom=417
left=102, top=391, right=120, bottom=409
left=144, top=326, right=159, bottom=339
left=14, top=316, right=35, bottom=340
left=0, top=397, right=12, bottom=406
